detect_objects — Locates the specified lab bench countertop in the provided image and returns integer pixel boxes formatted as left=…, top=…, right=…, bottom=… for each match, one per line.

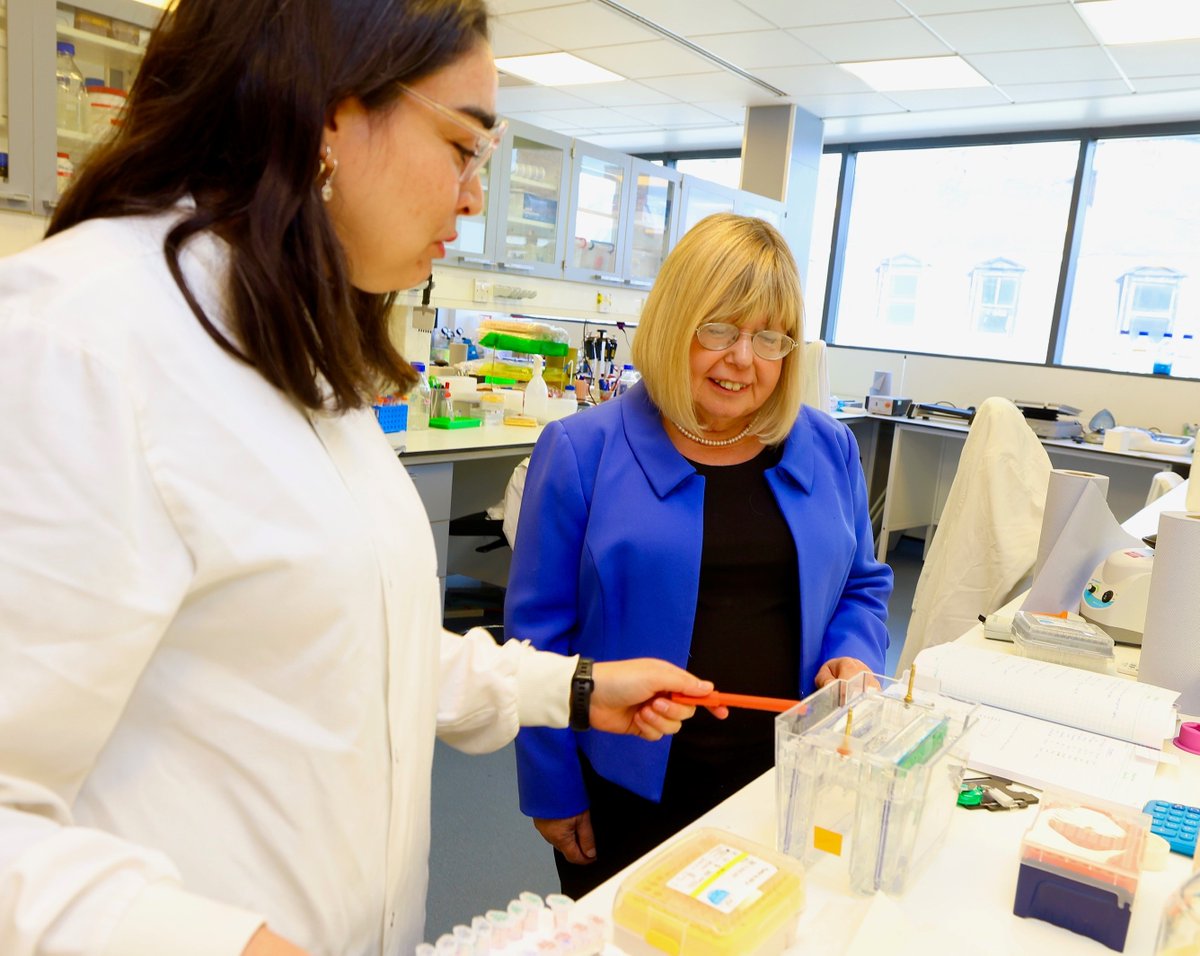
left=387, top=422, right=545, bottom=463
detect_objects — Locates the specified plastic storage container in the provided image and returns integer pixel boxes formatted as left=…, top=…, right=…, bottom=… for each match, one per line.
left=55, top=42, right=87, bottom=133
left=1014, top=790, right=1150, bottom=951
left=612, top=828, right=805, bottom=956
left=775, top=671, right=976, bottom=896
left=1011, top=610, right=1115, bottom=672
left=371, top=401, right=407, bottom=434
left=1154, top=332, right=1176, bottom=376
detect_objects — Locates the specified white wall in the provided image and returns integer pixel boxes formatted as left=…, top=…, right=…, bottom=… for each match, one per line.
left=0, top=209, right=49, bottom=256
left=828, top=346, right=1200, bottom=435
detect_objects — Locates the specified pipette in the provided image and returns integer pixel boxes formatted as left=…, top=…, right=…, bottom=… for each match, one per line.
left=669, top=691, right=803, bottom=713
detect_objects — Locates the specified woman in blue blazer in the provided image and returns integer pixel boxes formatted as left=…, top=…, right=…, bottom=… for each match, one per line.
left=507, top=213, right=892, bottom=897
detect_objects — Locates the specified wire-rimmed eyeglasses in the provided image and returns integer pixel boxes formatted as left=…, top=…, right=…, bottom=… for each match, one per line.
left=695, top=322, right=797, bottom=360
left=398, top=84, right=508, bottom=183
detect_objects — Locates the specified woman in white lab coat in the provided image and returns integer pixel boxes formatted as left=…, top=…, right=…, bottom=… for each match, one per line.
left=0, top=2, right=713, bottom=955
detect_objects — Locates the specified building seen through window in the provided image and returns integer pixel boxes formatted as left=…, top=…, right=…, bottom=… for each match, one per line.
left=970, top=258, right=1025, bottom=335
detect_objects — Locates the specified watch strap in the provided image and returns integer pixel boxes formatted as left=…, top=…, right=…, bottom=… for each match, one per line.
left=569, top=657, right=595, bottom=731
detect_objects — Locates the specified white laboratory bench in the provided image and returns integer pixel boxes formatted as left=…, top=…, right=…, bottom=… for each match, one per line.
left=572, top=482, right=1198, bottom=955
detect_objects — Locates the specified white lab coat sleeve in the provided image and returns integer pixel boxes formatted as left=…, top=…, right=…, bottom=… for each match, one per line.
left=0, top=318, right=264, bottom=956
left=437, top=629, right=575, bottom=754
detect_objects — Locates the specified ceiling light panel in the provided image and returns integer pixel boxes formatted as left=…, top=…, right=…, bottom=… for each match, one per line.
left=496, top=52, right=624, bottom=86
left=841, top=56, right=990, bottom=92
left=1077, top=0, right=1200, bottom=45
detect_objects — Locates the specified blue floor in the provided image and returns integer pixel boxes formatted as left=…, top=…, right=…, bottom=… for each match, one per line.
left=422, top=537, right=925, bottom=942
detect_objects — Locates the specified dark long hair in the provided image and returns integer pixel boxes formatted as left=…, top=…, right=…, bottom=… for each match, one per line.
left=48, top=0, right=489, bottom=410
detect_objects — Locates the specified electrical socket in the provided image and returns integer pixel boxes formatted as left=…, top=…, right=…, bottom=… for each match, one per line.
left=596, top=291, right=612, bottom=314
left=473, top=279, right=492, bottom=303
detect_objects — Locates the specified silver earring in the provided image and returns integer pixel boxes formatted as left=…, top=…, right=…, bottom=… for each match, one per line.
left=318, top=145, right=338, bottom=202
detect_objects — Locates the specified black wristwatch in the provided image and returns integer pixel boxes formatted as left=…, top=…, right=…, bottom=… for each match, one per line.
left=569, top=657, right=595, bottom=731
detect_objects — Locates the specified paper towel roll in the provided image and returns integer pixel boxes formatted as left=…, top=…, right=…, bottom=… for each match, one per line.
left=1034, top=469, right=1111, bottom=580
left=1138, top=511, right=1200, bottom=712
left=1187, top=472, right=1200, bottom=513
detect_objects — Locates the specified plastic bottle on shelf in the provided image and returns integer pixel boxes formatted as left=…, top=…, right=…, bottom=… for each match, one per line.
left=614, top=363, right=641, bottom=397
left=1175, top=333, right=1195, bottom=379
left=55, top=42, right=87, bottom=133
left=55, top=152, right=74, bottom=195
left=1152, top=332, right=1175, bottom=376
left=408, top=361, right=431, bottom=431
left=523, top=354, right=549, bottom=423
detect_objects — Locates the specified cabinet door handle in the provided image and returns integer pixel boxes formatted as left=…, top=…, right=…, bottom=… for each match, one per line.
left=626, top=279, right=653, bottom=289
left=42, top=198, right=59, bottom=212
left=593, top=274, right=623, bottom=283
left=500, top=262, right=535, bottom=272
left=457, top=256, right=493, bottom=266
left=0, top=192, right=32, bottom=204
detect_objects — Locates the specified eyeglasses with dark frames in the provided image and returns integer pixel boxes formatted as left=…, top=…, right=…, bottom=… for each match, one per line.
left=398, top=84, right=508, bottom=184
left=695, top=322, right=797, bottom=360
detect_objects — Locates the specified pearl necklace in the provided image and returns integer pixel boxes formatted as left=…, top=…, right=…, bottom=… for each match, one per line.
left=670, top=419, right=755, bottom=447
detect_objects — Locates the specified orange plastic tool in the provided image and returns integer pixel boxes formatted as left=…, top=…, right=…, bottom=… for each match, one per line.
left=670, top=691, right=803, bottom=713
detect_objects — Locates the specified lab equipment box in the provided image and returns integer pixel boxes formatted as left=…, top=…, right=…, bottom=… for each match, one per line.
left=775, top=672, right=977, bottom=896
left=612, top=828, right=805, bottom=956
left=1013, top=791, right=1150, bottom=951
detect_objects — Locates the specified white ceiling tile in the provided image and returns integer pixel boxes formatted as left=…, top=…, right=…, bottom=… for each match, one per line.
left=497, top=86, right=595, bottom=112
left=615, top=0, right=774, bottom=37
left=921, top=6, right=1094, bottom=55
left=585, top=125, right=746, bottom=152
left=964, top=47, right=1123, bottom=85
left=693, top=100, right=749, bottom=122
left=883, top=86, right=1011, bottom=110
left=534, top=106, right=645, bottom=130
left=738, top=0, right=907, bottom=30
left=614, top=103, right=731, bottom=126
left=790, top=91, right=908, bottom=118
left=505, top=111, right=589, bottom=130
left=906, top=0, right=1069, bottom=12
left=489, top=20, right=556, bottom=58
left=639, top=72, right=782, bottom=104
left=788, top=18, right=950, bottom=62
left=755, top=64, right=876, bottom=97
left=564, top=81, right=679, bottom=107
left=573, top=40, right=718, bottom=79
left=1003, top=79, right=1132, bottom=103
left=1134, top=75, right=1200, bottom=94
left=689, top=29, right=828, bottom=69
left=1108, top=41, right=1200, bottom=79
left=501, top=3, right=656, bottom=50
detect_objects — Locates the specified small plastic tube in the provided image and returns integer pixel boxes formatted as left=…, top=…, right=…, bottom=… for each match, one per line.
left=435, top=934, right=457, bottom=955
left=518, top=892, right=544, bottom=933
left=415, top=945, right=436, bottom=956
left=545, top=893, right=573, bottom=932
left=507, top=900, right=527, bottom=936
left=452, top=924, right=476, bottom=955
left=470, top=915, right=492, bottom=954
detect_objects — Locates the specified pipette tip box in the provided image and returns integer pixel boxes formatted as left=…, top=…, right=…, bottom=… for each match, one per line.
left=1012, top=791, right=1150, bottom=951
left=775, top=671, right=977, bottom=896
left=612, top=828, right=805, bottom=956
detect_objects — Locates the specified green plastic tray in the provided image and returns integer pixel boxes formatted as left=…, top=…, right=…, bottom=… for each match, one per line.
left=429, top=417, right=481, bottom=430
left=478, top=331, right=570, bottom=357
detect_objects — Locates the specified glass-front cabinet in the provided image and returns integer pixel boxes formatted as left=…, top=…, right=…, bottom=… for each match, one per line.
left=564, top=142, right=628, bottom=284
left=736, top=191, right=785, bottom=230
left=678, top=175, right=737, bottom=241
left=492, top=120, right=570, bottom=279
left=622, top=159, right=678, bottom=288
left=0, top=1, right=34, bottom=209
left=443, top=154, right=499, bottom=266
left=30, top=0, right=157, bottom=214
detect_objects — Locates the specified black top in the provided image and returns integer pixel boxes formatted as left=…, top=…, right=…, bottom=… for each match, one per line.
left=664, top=443, right=801, bottom=806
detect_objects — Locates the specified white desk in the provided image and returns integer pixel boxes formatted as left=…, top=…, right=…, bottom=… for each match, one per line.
left=575, top=484, right=1198, bottom=955
left=871, top=414, right=1189, bottom=563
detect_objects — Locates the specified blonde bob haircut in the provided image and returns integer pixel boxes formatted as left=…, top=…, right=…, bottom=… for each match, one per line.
left=631, top=212, right=805, bottom=446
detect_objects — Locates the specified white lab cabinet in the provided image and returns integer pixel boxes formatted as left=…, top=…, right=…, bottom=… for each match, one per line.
left=563, top=140, right=629, bottom=284
left=678, top=173, right=785, bottom=243
left=491, top=119, right=571, bottom=280
left=622, top=158, right=679, bottom=289
left=31, top=0, right=157, bottom=215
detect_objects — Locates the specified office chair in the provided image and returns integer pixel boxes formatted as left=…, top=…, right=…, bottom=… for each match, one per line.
left=896, top=397, right=1053, bottom=676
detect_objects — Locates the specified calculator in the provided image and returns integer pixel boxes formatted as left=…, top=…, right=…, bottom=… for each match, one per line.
left=1143, top=800, right=1200, bottom=856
